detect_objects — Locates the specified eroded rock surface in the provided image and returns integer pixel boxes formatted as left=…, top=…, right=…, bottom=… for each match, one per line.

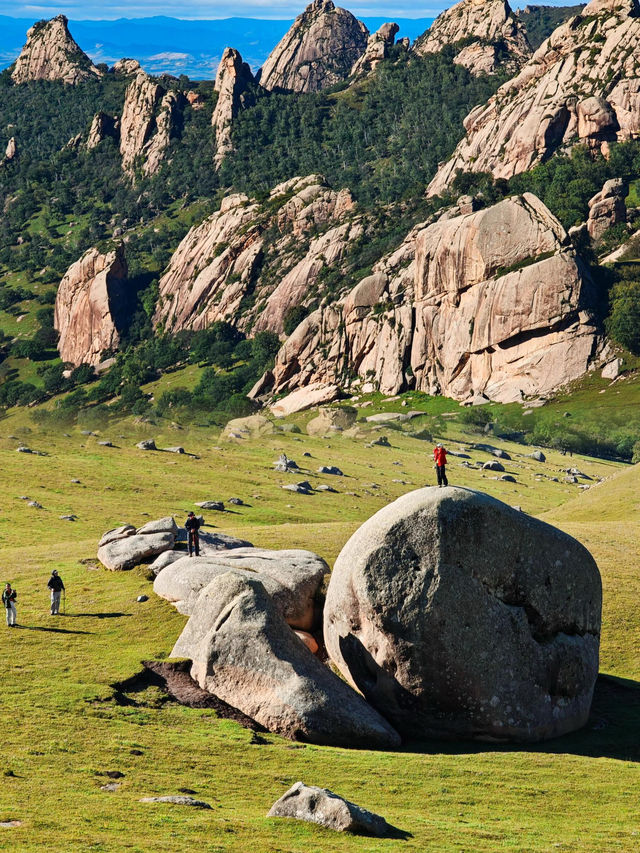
left=153, top=176, right=357, bottom=336
left=268, top=782, right=390, bottom=835
left=11, top=15, right=102, bottom=85
left=212, top=48, right=256, bottom=168
left=155, top=548, right=327, bottom=630
left=414, top=0, right=531, bottom=75
left=54, top=245, right=128, bottom=367
left=119, top=73, right=183, bottom=177
left=428, top=0, right=640, bottom=195
left=87, top=112, right=119, bottom=149
left=324, top=486, right=602, bottom=742
left=172, top=572, right=400, bottom=747
left=270, top=194, right=600, bottom=404
left=258, top=0, right=368, bottom=93
left=587, top=179, right=627, bottom=242
left=350, top=23, right=399, bottom=78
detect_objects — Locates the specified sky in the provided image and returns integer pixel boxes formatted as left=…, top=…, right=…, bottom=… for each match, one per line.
left=0, top=1, right=450, bottom=18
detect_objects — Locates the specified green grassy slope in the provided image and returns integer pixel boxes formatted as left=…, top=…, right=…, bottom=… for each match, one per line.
left=0, top=409, right=637, bottom=852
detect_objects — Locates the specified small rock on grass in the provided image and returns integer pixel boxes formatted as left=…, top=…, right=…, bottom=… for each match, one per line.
left=0, top=821, right=22, bottom=828
left=195, top=501, right=224, bottom=511
left=137, top=595, right=149, bottom=603
left=140, top=796, right=212, bottom=809
left=136, top=440, right=157, bottom=451
left=268, top=782, right=390, bottom=836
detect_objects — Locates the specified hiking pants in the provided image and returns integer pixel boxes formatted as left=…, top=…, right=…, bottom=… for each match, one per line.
left=51, top=590, right=62, bottom=615
left=188, top=531, right=200, bottom=557
left=436, top=465, right=448, bottom=487
left=5, top=604, right=16, bottom=626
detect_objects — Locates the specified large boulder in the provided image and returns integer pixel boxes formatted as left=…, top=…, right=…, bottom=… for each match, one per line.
left=172, top=572, right=400, bottom=748
left=98, top=531, right=176, bottom=571
left=306, top=406, right=357, bottom=435
left=324, top=487, right=602, bottom=743
left=154, top=548, right=328, bottom=630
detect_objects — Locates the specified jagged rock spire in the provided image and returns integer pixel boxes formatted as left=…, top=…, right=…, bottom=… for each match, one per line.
left=212, top=48, right=256, bottom=169
left=11, top=15, right=102, bottom=85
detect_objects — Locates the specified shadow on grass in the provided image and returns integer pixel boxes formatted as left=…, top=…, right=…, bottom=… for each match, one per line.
left=15, top=625, right=94, bottom=635
left=65, top=612, right=130, bottom=619
left=402, top=674, right=640, bottom=763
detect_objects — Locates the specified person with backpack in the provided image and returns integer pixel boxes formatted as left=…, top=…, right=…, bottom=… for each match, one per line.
left=433, top=442, right=448, bottom=487
left=185, top=512, right=201, bottom=557
left=47, top=570, right=65, bottom=615
left=3, top=582, right=17, bottom=627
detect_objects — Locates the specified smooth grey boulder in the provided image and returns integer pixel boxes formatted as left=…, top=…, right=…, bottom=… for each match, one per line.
left=324, top=487, right=602, bottom=743
left=155, top=548, right=327, bottom=630
left=98, top=531, right=176, bottom=571
left=268, top=782, right=390, bottom=835
left=137, top=516, right=179, bottom=536
left=282, top=482, right=313, bottom=494
left=500, top=474, right=517, bottom=483
left=318, top=465, right=343, bottom=476
left=198, top=531, right=254, bottom=554
left=136, top=439, right=157, bottom=450
left=529, top=450, right=546, bottom=462
left=150, top=550, right=185, bottom=575
left=195, top=501, right=224, bottom=510
left=482, top=460, right=505, bottom=472
left=173, top=572, right=400, bottom=749
left=491, top=449, right=511, bottom=460
left=98, top=525, right=136, bottom=548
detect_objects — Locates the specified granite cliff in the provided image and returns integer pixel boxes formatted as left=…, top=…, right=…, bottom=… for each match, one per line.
left=11, top=16, right=102, bottom=85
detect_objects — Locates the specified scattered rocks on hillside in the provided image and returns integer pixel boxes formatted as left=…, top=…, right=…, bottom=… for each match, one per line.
left=528, top=450, right=546, bottom=462
left=500, top=475, right=517, bottom=483
left=274, top=453, right=299, bottom=472
left=136, top=439, right=157, bottom=451
left=268, top=782, right=391, bottom=836
left=195, top=501, right=224, bottom=511
left=139, top=796, right=212, bottom=809
left=172, top=572, right=399, bottom=748
left=367, top=435, right=390, bottom=447
left=282, top=482, right=313, bottom=494
left=228, top=497, right=244, bottom=506
left=317, top=465, right=343, bottom=475
left=60, top=514, right=77, bottom=521
left=154, top=548, right=328, bottom=630
left=324, top=486, right=602, bottom=742
left=482, top=460, right=505, bottom=472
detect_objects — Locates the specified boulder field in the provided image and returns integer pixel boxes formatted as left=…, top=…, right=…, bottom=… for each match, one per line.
left=104, top=485, right=603, bottom=748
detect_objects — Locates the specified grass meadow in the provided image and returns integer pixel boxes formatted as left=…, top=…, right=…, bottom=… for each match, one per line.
left=0, top=399, right=638, bottom=852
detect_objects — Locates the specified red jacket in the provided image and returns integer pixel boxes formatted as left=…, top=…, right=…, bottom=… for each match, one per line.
left=433, top=446, right=447, bottom=466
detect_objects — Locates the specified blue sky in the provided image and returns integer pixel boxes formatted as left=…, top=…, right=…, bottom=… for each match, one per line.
left=0, top=2, right=446, bottom=18
left=0, top=0, right=574, bottom=20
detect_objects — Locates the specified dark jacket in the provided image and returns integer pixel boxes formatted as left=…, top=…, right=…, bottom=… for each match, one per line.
left=48, top=575, right=65, bottom=592
left=2, top=589, right=16, bottom=608
left=185, top=516, right=200, bottom=533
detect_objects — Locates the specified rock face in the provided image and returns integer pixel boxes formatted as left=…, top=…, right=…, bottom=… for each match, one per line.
left=99, top=531, right=176, bottom=571
left=212, top=48, right=256, bottom=168
left=324, top=487, right=602, bottom=742
left=428, top=0, right=640, bottom=195
left=587, top=179, right=627, bottom=242
left=4, top=137, right=17, bottom=162
left=268, top=782, right=391, bottom=836
left=172, top=572, right=400, bottom=748
left=119, top=73, right=183, bottom=177
left=258, top=0, right=369, bottom=93
left=414, top=0, right=531, bottom=75
left=270, top=194, right=601, bottom=404
left=11, top=16, right=102, bottom=85
left=54, top=245, right=128, bottom=367
left=87, top=112, right=119, bottom=149
left=153, top=176, right=357, bottom=336
left=154, top=548, right=328, bottom=630
left=350, top=23, right=399, bottom=78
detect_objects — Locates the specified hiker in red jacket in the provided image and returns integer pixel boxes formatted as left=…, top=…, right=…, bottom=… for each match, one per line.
left=433, top=443, right=448, bottom=487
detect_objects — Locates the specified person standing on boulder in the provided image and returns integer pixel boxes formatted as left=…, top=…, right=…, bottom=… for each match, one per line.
left=47, top=569, right=65, bottom=615
left=433, top=443, right=448, bottom=487
left=185, top=512, right=201, bottom=557
left=3, top=582, right=17, bottom=627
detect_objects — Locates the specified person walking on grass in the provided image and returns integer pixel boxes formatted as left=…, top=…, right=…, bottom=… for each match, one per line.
left=3, top=582, right=17, bottom=627
left=47, top=569, right=65, bottom=615
left=433, top=442, right=448, bottom=487
left=185, top=512, right=201, bottom=557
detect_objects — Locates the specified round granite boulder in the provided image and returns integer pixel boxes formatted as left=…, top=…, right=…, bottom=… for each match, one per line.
left=324, top=486, right=601, bottom=743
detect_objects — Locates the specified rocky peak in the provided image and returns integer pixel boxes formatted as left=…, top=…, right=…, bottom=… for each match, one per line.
left=54, top=245, right=128, bottom=367
left=268, top=193, right=601, bottom=406
left=119, top=72, right=183, bottom=177
left=11, top=15, right=102, bottom=85
left=427, top=0, right=640, bottom=195
left=112, top=58, right=141, bottom=75
left=350, top=23, right=400, bottom=78
left=414, top=0, right=531, bottom=75
left=212, top=48, right=256, bottom=169
left=257, top=0, right=369, bottom=93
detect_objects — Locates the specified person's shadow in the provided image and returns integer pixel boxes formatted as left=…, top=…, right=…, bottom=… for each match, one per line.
left=15, top=625, right=94, bottom=635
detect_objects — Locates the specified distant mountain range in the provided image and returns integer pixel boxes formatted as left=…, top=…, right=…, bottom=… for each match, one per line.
left=0, top=15, right=433, bottom=79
